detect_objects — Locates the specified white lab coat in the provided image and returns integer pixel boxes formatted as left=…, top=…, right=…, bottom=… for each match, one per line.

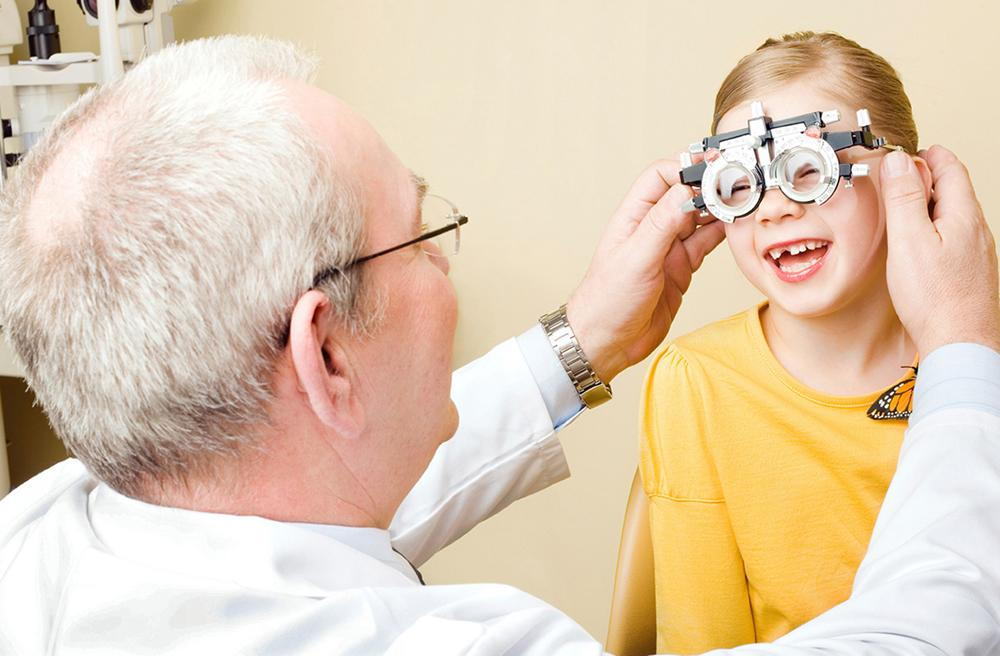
left=1, top=338, right=999, bottom=655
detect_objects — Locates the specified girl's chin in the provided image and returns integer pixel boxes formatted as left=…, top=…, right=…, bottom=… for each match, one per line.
left=764, top=261, right=889, bottom=320
left=766, top=287, right=845, bottom=319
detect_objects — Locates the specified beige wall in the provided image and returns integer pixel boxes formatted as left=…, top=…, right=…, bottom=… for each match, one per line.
left=9, top=0, right=1000, bottom=643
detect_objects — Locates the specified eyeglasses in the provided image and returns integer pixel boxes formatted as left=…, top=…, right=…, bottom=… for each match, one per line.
left=312, top=193, right=468, bottom=288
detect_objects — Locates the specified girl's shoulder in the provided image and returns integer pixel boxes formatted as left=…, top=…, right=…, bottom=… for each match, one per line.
left=641, top=309, right=763, bottom=498
left=649, top=305, right=761, bottom=379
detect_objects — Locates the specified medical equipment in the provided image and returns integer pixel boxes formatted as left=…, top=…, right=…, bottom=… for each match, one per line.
left=678, top=100, right=893, bottom=223
left=0, top=0, right=187, bottom=185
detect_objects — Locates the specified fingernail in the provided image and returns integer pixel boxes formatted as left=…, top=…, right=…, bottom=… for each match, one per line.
left=885, top=151, right=912, bottom=178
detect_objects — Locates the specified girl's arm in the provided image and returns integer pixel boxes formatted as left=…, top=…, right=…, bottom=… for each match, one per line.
left=640, top=346, right=755, bottom=651
left=647, top=494, right=755, bottom=651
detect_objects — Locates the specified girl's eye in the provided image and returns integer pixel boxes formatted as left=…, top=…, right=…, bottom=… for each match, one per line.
left=716, top=166, right=753, bottom=203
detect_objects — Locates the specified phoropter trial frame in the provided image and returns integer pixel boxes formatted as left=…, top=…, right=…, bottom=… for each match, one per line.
left=678, top=101, right=892, bottom=222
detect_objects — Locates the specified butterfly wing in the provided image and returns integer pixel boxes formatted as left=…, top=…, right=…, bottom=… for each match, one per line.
left=867, top=377, right=916, bottom=420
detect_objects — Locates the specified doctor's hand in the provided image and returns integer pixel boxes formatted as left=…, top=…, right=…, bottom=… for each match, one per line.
left=880, top=146, right=1000, bottom=355
left=566, top=159, right=725, bottom=383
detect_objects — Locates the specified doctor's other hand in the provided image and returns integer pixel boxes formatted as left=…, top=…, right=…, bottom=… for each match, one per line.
left=566, top=159, right=726, bottom=383
left=880, top=145, right=1000, bottom=355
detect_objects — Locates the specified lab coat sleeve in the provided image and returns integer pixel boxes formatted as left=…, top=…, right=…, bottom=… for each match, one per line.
left=389, top=337, right=572, bottom=567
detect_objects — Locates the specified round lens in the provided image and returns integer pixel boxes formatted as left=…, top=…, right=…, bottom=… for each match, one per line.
left=430, top=229, right=455, bottom=258
left=701, top=155, right=763, bottom=222
left=714, top=164, right=754, bottom=210
left=421, top=194, right=461, bottom=258
left=779, top=148, right=827, bottom=201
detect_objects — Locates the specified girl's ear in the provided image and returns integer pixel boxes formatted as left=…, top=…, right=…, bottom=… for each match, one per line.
left=911, top=155, right=934, bottom=205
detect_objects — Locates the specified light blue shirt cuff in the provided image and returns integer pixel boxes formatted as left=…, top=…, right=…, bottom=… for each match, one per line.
left=910, top=343, right=1000, bottom=426
left=516, top=324, right=585, bottom=428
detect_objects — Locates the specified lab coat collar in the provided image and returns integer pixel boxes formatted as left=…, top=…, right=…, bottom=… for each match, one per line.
left=290, top=520, right=421, bottom=582
left=88, top=483, right=421, bottom=596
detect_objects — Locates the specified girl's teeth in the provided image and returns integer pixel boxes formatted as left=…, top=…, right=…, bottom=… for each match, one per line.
left=767, top=240, right=829, bottom=260
left=779, top=256, right=821, bottom=274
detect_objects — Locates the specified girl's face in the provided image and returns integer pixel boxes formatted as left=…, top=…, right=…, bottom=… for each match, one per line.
left=717, top=80, right=891, bottom=318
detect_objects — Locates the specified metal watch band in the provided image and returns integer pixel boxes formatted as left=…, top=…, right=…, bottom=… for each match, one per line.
left=538, top=305, right=612, bottom=409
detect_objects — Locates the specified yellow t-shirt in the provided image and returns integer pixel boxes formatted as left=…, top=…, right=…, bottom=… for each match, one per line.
left=639, top=302, right=910, bottom=654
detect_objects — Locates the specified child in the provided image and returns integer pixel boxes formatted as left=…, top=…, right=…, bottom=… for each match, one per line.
left=639, top=31, right=933, bottom=653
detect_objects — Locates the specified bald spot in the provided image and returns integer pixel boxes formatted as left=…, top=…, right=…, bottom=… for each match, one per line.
left=25, top=122, right=108, bottom=247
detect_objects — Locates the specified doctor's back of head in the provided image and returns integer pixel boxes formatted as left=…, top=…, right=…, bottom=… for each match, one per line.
left=0, top=35, right=459, bottom=520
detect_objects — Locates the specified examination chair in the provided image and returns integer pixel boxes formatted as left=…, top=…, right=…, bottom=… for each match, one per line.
left=605, top=468, right=656, bottom=656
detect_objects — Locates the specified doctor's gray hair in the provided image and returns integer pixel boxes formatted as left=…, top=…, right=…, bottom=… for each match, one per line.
left=0, top=36, right=371, bottom=497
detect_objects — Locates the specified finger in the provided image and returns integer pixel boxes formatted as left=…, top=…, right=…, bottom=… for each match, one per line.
left=630, top=183, right=698, bottom=266
left=922, top=145, right=982, bottom=229
left=880, top=150, right=936, bottom=244
left=632, top=286, right=683, bottom=359
left=681, top=220, right=726, bottom=271
left=921, top=144, right=955, bottom=170
left=606, top=159, right=683, bottom=240
left=661, top=259, right=688, bottom=311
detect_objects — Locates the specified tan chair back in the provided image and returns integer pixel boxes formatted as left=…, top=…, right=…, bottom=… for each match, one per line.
left=605, top=468, right=656, bottom=656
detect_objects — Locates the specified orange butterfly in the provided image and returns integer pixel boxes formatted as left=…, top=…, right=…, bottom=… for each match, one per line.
left=867, top=366, right=917, bottom=420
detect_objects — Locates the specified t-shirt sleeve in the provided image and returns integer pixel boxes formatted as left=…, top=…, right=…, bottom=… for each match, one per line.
left=639, top=344, right=755, bottom=652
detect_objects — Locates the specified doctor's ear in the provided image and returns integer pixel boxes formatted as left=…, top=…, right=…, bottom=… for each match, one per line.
left=287, top=290, right=365, bottom=439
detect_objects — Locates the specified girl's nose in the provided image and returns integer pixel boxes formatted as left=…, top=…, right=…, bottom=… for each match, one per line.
left=753, top=188, right=807, bottom=225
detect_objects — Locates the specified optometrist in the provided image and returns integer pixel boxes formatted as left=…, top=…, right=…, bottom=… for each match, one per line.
left=1, top=36, right=999, bottom=655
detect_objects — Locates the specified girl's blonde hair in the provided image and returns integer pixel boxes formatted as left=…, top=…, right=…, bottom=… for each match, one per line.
left=712, top=31, right=918, bottom=153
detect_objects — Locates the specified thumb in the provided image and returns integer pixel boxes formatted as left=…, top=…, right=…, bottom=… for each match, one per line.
left=880, top=150, right=935, bottom=244
left=631, top=183, right=697, bottom=265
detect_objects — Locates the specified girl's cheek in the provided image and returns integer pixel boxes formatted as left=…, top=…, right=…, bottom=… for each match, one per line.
left=722, top=221, right=741, bottom=242
left=817, top=184, right=882, bottom=244
left=724, top=222, right=755, bottom=260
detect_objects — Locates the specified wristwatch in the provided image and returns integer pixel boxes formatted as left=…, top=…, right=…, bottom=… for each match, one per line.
left=538, top=305, right=613, bottom=409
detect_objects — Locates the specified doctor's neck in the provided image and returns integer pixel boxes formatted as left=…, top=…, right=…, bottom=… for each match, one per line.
left=141, top=367, right=399, bottom=529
